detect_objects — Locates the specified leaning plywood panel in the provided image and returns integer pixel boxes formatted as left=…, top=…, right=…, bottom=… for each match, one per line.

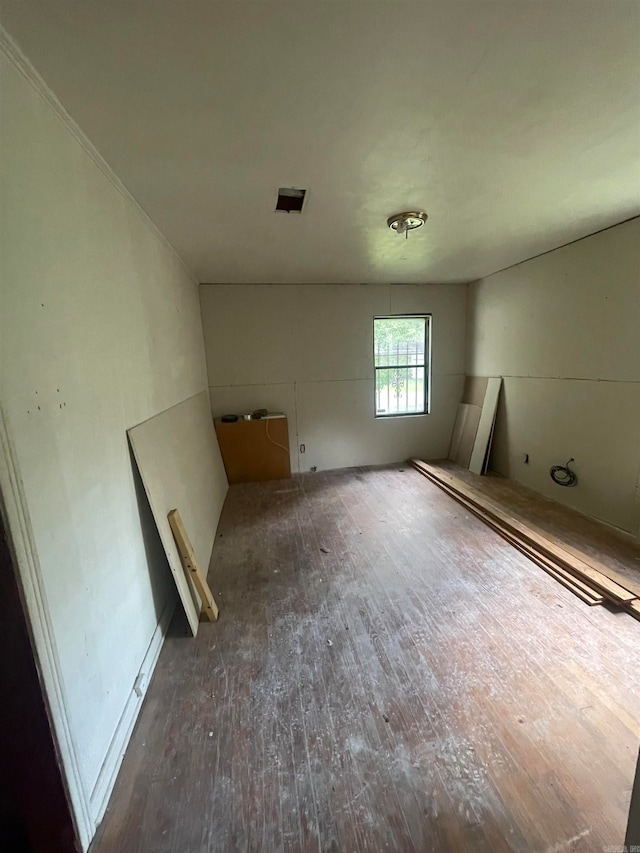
left=128, top=391, right=228, bottom=635
left=449, top=403, right=481, bottom=468
left=469, top=377, right=502, bottom=475
left=461, top=375, right=489, bottom=408
left=448, top=404, right=467, bottom=461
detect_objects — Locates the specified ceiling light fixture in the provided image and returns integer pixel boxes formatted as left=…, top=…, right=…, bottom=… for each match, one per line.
left=387, top=211, right=428, bottom=240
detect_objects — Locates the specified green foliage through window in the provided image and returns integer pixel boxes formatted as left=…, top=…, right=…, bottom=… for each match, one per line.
left=374, top=316, right=429, bottom=417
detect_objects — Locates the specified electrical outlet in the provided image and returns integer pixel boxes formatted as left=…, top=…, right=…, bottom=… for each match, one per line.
left=300, top=444, right=305, bottom=454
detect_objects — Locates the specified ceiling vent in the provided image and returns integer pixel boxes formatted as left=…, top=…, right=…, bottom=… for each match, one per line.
left=276, top=188, right=306, bottom=213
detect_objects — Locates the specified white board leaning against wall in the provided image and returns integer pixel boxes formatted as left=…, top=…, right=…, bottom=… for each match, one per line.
left=128, top=391, right=228, bottom=635
left=469, top=377, right=502, bottom=475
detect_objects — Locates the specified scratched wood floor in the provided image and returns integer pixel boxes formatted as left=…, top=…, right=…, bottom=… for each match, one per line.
left=92, top=465, right=640, bottom=853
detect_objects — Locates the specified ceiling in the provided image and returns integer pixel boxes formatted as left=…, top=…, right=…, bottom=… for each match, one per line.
left=2, top=0, right=639, bottom=284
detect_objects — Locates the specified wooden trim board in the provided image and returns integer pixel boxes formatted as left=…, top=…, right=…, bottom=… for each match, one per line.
left=410, top=459, right=637, bottom=607
left=627, top=601, right=640, bottom=621
left=168, top=510, right=218, bottom=621
left=545, top=539, right=640, bottom=599
left=418, top=468, right=602, bottom=605
left=411, top=460, right=635, bottom=603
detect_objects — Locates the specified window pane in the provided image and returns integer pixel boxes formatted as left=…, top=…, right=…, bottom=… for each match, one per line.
left=375, top=367, right=425, bottom=416
left=374, top=317, right=425, bottom=367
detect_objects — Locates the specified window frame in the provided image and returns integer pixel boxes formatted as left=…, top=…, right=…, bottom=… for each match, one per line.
left=373, top=314, right=432, bottom=419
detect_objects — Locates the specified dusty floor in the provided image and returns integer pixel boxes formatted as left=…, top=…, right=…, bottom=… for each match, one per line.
left=92, top=465, right=640, bottom=852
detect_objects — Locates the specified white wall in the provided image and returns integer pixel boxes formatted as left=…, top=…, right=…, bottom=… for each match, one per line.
left=466, top=218, right=640, bottom=535
left=200, top=284, right=467, bottom=471
left=0, top=42, right=211, bottom=842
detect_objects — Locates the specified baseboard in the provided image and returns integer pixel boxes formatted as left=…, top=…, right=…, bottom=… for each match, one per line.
left=88, top=594, right=177, bottom=827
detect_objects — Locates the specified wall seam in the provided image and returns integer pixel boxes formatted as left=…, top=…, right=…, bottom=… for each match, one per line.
left=486, top=375, right=638, bottom=384
left=208, top=372, right=466, bottom=389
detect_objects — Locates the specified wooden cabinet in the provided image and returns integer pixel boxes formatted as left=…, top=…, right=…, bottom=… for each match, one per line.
left=214, top=415, right=291, bottom=484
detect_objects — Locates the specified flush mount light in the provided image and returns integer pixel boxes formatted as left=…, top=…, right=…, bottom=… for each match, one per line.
left=387, top=211, right=428, bottom=239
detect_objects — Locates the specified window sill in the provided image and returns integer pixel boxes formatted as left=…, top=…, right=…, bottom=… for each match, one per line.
left=374, top=412, right=430, bottom=420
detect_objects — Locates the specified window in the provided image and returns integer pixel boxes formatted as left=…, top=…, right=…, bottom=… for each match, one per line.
left=374, top=315, right=430, bottom=417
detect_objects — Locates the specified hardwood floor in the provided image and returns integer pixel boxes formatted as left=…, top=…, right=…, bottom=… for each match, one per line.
left=92, top=465, right=640, bottom=852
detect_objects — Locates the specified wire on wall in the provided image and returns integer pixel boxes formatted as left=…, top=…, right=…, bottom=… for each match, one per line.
left=550, top=458, right=578, bottom=487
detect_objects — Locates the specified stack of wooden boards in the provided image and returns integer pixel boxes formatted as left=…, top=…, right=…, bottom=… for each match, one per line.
left=410, top=459, right=640, bottom=621
left=449, top=376, right=502, bottom=475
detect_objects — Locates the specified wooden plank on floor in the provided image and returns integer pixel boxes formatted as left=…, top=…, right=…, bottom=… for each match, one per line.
left=410, top=459, right=636, bottom=605
left=553, top=540, right=640, bottom=599
left=507, top=541, right=603, bottom=606
left=469, top=503, right=604, bottom=603
left=437, top=462, right=640, bottom=597
left=626, top=601, right=640, bottom=621
left=420, top=468, right=603, bottom=605
left=412, top=459, right=636, bottom=603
